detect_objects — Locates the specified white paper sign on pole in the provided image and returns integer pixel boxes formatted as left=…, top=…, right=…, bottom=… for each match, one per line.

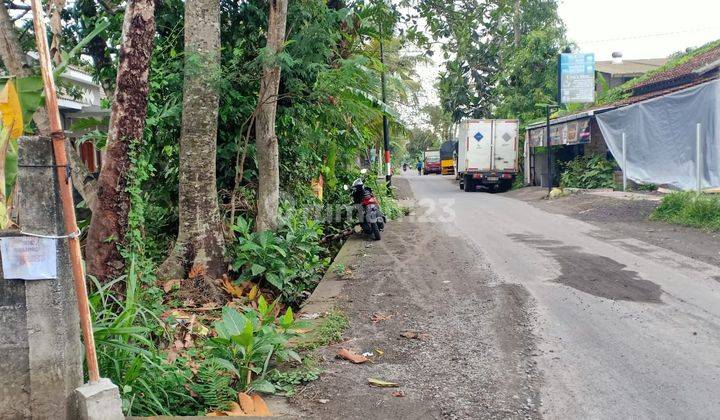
left=0, top=236, right=57, bottom=280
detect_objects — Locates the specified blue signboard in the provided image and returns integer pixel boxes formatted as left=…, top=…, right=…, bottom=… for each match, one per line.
left=474, top=132, right=484, bottom=142
left=560, top=53, right=595, bottom=104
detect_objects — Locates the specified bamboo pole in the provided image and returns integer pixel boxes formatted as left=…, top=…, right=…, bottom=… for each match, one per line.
left=29, top=0, right=100, bottom=383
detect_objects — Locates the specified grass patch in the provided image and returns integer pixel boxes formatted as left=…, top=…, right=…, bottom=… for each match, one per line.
left=296, top=309, right=349, bottom=350
left=651, top=191, right=720, bottom=231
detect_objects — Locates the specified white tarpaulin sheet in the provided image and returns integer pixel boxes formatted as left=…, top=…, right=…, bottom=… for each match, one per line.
left=596, top=79, right=720, bottom=190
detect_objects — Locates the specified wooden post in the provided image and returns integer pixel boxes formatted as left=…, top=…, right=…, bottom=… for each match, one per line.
left=29, top=0, right=100, bottom=383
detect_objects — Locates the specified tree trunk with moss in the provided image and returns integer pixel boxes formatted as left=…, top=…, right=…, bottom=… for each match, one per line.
left=86, top=0, right=155, bottom=281
left=157, top=0, right=225, bottom=279
left=255, top=0, right=288, bottom=232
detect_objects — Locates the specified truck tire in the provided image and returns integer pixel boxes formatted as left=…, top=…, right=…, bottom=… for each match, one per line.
left=464, top=175, right=474, bottom=192
left=459, top=177, right=465, bottom=190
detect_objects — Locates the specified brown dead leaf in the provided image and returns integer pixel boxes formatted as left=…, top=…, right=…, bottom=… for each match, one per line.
left=238, top=392, right=254, bottom=415
left=221, top=275, right=245, bottom=298
left=337, top=348, right=368, bottom=364
left=163, top=279, right=181, bottom=292
left=247, top=284, right=259, bottom=301
left=223, top=401, right=247, bottom=416
left=206, top=411, right=225, bottom=416
left=251, top=394, right=272, bottom=416
left=371, top=312, right=393, bottom=323
left=400, top=330, right=429, bottom=340
left=188, top=264, right=207, bottom=279
left=392, top=390, right=406, bottom=397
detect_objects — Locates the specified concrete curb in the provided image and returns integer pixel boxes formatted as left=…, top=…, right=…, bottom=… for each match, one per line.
left=299, top=235, right=367, bottom=315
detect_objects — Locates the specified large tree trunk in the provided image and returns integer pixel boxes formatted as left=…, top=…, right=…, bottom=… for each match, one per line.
left=85, top=0, right=155, bottom=281
left=157, top=0, right=225, bottom=280
left=255, top=0, right=288, bottom=232
left=0, top=1, right=98, bottom=208
left=513, top=0, right=521, bottom=48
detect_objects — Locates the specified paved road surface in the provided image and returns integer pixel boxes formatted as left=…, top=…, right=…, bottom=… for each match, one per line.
left=406, top=172, right=720, bottom=419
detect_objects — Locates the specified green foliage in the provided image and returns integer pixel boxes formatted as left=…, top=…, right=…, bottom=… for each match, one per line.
left=90, top=262, right=198, bottom=416
left=229, top=207, right=329, bottom=304
left=190, top=360, right=236, bottom=411
left=560, top=154, right=615, bottom=189
left=208, top=301, right=304, bottom=393
left=651, top=192, right=720, bottom=231
left=268, top=361, right=321, bottom=396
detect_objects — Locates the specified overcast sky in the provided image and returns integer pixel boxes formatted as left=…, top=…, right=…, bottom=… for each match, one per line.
left=411, top=0, right=720, bottom=114
left=560, top=0, right=720, bottom=61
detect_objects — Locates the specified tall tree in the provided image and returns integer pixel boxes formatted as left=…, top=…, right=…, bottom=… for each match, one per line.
left=86, top=0, right=156, bottom=281
left=157, top=0, right=225, bottom=279
left=254, top=0, right=288, bottom=232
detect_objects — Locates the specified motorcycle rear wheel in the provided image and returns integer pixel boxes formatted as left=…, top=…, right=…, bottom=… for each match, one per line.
left=371, top=222, right=381, bottom=240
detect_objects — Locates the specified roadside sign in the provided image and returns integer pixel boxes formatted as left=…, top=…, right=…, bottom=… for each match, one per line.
left=0, top=236, right=57, bottom=280
left=560, top=53, right=595, bottom=104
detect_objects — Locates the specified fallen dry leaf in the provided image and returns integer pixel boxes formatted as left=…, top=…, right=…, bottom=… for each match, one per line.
left=392, top=390, right=406, bottom=397
left=206, top=411, right=225, bottom=416
left=247, top=284, right=259, bottom=301
left=163, top=279, right=181, bottom=292
left=368, top=378, right=399, bottom=388
left=223, top=401, right=247, bottom=416
left=188, top=264, right=207, bottom=279
left=400, top=330, right=429, bottom=340
left=251, top=394, right=272, bottom=416
left=238, top=392, right=254, bottom=415
left=371, top=312, right=393, bottom=323
left=337, top=348, right=368, bottom=364
left=221, top=276, right=245, bottom=298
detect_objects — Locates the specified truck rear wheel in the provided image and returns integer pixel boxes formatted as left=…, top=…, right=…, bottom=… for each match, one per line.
left=464, top=175, right=474, bottom=192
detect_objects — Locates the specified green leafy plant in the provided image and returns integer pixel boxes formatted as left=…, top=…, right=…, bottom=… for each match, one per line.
left=229, top=207, right=328, bottom=304
left=560, top=154, right=615, bottom=189
left=207, top=298, right=304, bottom=394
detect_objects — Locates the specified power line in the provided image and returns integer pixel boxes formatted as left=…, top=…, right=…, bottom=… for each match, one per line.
left=577, top=26, right=720, bottom=45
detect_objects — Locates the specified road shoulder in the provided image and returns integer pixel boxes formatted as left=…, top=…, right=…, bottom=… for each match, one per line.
left=292, top=178, right=541, bottom=419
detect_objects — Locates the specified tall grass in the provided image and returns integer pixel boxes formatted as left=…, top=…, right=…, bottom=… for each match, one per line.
left=89, top=256, right=200, bottom=416
left=651, top=192, right=720, bottom=231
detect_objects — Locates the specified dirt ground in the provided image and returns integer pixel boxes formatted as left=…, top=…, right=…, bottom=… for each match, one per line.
left=504, top=187, right=720, bottom=267
left=291, top=178, right=541, bottom=419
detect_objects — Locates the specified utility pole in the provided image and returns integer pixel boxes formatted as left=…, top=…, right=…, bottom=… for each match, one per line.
left=379, top=30, right=391, bottom=187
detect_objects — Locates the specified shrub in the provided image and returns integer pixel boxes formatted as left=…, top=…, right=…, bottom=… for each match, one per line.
left=651, top=191, right=720, bottom=231
left=229, top=207, right=329, bottom=304
left=560, top=154, right=615, bottom=189
left=206, top=299, right=304, bottom=394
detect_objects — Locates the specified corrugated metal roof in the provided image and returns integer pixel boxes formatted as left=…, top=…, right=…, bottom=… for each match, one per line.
left=595, top=58, right=667, bottom=76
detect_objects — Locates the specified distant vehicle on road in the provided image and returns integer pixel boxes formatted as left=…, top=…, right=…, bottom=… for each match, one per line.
left=439, top=140, right=457, bottom=175
left=454, top=119, right=519, bottom=192
left=423, top=150, right=441, bottom=175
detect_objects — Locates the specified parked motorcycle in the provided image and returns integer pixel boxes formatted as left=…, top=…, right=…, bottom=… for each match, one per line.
left=344, top=169, right=386, bottom=241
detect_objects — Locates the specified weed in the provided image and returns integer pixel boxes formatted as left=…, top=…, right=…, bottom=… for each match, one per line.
left=560, top=154, right=615, bottom=190
left=297, top=309, right=349, bottom=351
left=651, top=191, right=720, bottom=231
left=269, top=356, right=321, bottom=396
left=207, top=297, right=306, bottom=394
left=332, top=263, right=346, bottom=276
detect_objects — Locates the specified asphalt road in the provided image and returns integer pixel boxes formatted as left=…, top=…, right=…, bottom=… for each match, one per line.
left=405, top=172, right=720, bottom=419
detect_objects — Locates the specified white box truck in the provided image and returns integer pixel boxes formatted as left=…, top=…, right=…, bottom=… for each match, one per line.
left=454, top=119, right=519, bottom=192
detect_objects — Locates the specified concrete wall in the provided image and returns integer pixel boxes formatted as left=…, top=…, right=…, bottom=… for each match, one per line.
left=0, top=136, right=83, bottom=419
